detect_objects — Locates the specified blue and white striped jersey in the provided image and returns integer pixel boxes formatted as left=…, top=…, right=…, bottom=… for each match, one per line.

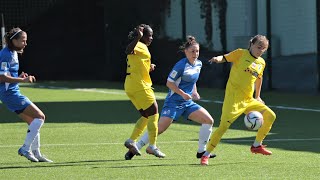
left=0, top=47, right=20, bottom=97
left=165, top=58, right=202, bottom=103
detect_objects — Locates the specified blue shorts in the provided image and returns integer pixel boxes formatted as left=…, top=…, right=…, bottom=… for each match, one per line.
left=160, top=101, right=201, bottom=121
left=0, top=91, right=31, bottom=114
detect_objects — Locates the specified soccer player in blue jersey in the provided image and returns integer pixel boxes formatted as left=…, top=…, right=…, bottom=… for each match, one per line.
left=0, top=27, right=52, bottom=162
left=125, top=36, right=216, bottom=160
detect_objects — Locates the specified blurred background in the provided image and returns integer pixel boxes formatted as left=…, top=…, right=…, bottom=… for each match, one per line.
left=0, top=0, right=319, bottom=93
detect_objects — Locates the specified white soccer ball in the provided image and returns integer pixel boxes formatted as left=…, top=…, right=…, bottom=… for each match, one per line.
left=244, top=111, right=264, bottom=130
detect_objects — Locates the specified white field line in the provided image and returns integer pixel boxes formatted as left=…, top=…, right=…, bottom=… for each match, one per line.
left=0, top=138, right=319, bottom=148
left=36, top=86, right=320, bottom=112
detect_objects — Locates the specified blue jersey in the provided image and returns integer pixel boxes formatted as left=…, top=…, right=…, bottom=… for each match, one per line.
left=0, top=47, right=20, bottom=96
left=165, top=58, right=202, bottom=104
left=0, top=47, right=31, bottom=113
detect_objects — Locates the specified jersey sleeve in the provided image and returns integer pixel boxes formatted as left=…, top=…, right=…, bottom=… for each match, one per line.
left=167, top=60, right=184, bottom=82
left=0, top=56, right=10, bottom=75
left=224, top=48, right=243, bottom=63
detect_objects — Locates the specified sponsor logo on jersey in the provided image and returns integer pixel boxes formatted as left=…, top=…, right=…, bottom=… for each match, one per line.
left=162, top=109, right=170, bottom=115
left=1, top=62, right=7, bottom=70
left=244, top=67, right=259, bottom=78
left=257, top=64, right=262, bottom=70
left=169, top=70, right=178, bottom=79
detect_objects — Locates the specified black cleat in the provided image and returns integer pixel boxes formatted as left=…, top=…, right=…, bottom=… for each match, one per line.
left=196, top=151, right=217, bottom=159
left=125, top=150, right=135, bottom=160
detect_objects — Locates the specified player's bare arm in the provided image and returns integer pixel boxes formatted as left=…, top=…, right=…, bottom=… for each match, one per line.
left=166, top=80, right=192, bottom=100
left=255, top=77, right=265, bottom=104
left=191, top=84, right=200, bottom=100
left=208, top=55, right=225, bottom=64
left=125, top=27, right=144, bottom=55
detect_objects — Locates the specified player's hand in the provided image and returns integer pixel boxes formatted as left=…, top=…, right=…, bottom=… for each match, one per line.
left=209, top=56, right=225, bottom=64
left=192, top=92, right=200, bottom=100
left=19, top=72, right=28, bottom=78
left=208, top=57, right=219, bottom=64
left=182, top=93, right=192, bottom=101
left=23, top=75, right=36, bottom=83
left=256, top=97, right=265, bottom=104
left=137, top=26, right=144, bottom=39
left=150, top=64, right=156, bottom=72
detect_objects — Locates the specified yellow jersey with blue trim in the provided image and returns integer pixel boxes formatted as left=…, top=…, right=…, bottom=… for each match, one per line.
left=124, top=41, right=152, bottom=92
left=224, top=48, right=266, bottom=98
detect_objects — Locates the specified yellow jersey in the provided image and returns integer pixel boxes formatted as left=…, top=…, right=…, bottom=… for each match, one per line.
left=124, top=41, right=152, bottom=92
left=224, top=48, right=265, bottom=98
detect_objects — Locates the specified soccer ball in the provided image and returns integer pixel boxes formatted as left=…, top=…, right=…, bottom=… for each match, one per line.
left=244, top=111, right=264, bottom=130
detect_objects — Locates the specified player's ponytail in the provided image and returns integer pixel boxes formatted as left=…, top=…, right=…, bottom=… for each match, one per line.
left=179, top=35, right=199, bottom=51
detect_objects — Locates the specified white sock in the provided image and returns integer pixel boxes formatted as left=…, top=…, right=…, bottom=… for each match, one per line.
left=22, top=119, right=44, bottom=151
left=137, top=132, right=149, bottom=149
left=253, top=140, right=262, bottom=147
left=203, top=151, right=210, bottom=157
left=149, top=144, right=156, bottom=150
left=198, top=124, right=212, bottom=153
left=31, top=133, right=42, bottom=157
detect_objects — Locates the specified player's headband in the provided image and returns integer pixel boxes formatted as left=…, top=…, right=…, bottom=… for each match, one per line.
left=10, top=30, right=22, bottom=40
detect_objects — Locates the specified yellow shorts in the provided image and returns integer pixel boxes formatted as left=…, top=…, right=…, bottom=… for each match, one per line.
left=126, top=88, right=156, bottom=110
left=221, top=89, right=273, bottom=123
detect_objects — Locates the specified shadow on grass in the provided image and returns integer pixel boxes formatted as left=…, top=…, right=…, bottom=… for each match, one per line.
left=0, top=159, right=124, bottom=170
left=108, top=161, right=253, bottom=169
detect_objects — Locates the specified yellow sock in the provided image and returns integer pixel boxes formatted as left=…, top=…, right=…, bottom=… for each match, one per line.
left=130, top=116, right=148, bottom=141
left=206, top=121, right=230, bottom=152
left=256, top=110, right=276, bottom=142
left=147, top=113, right=159, bottom=146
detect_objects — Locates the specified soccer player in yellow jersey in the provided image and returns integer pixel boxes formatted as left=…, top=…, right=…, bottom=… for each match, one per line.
left=123, top=24, right=165, bottom=158
left=200, top=35, right=276, bottom=165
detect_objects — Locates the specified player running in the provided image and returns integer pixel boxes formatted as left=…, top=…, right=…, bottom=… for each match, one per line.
left=123, top=24, right=165, bottom=158
left=125, top=36, right=216, bottom=160
left=0, top=27, right=52, bottom=162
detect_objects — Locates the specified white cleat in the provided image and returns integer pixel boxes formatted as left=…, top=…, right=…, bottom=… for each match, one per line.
left=32, top=150, right=53, bottom=162
left=146, top=146, right=166, bottom=158
left=18, top=147, right=39, bottom=162
left=124, top=139, right=141, bottom=156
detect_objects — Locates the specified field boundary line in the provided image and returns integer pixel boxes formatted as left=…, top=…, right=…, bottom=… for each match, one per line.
left=36, top=86, right=320, bottom=113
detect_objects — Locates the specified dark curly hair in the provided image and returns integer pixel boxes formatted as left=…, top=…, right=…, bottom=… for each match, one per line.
left=127, top=24, right=152, bottom=40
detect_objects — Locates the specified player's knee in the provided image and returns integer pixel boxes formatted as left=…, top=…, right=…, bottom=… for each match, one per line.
left=204, top=116, right=214, bottom=125
left=263, top=110, right=276, bottom=122
left=36, top=112, right=46, bottom=121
